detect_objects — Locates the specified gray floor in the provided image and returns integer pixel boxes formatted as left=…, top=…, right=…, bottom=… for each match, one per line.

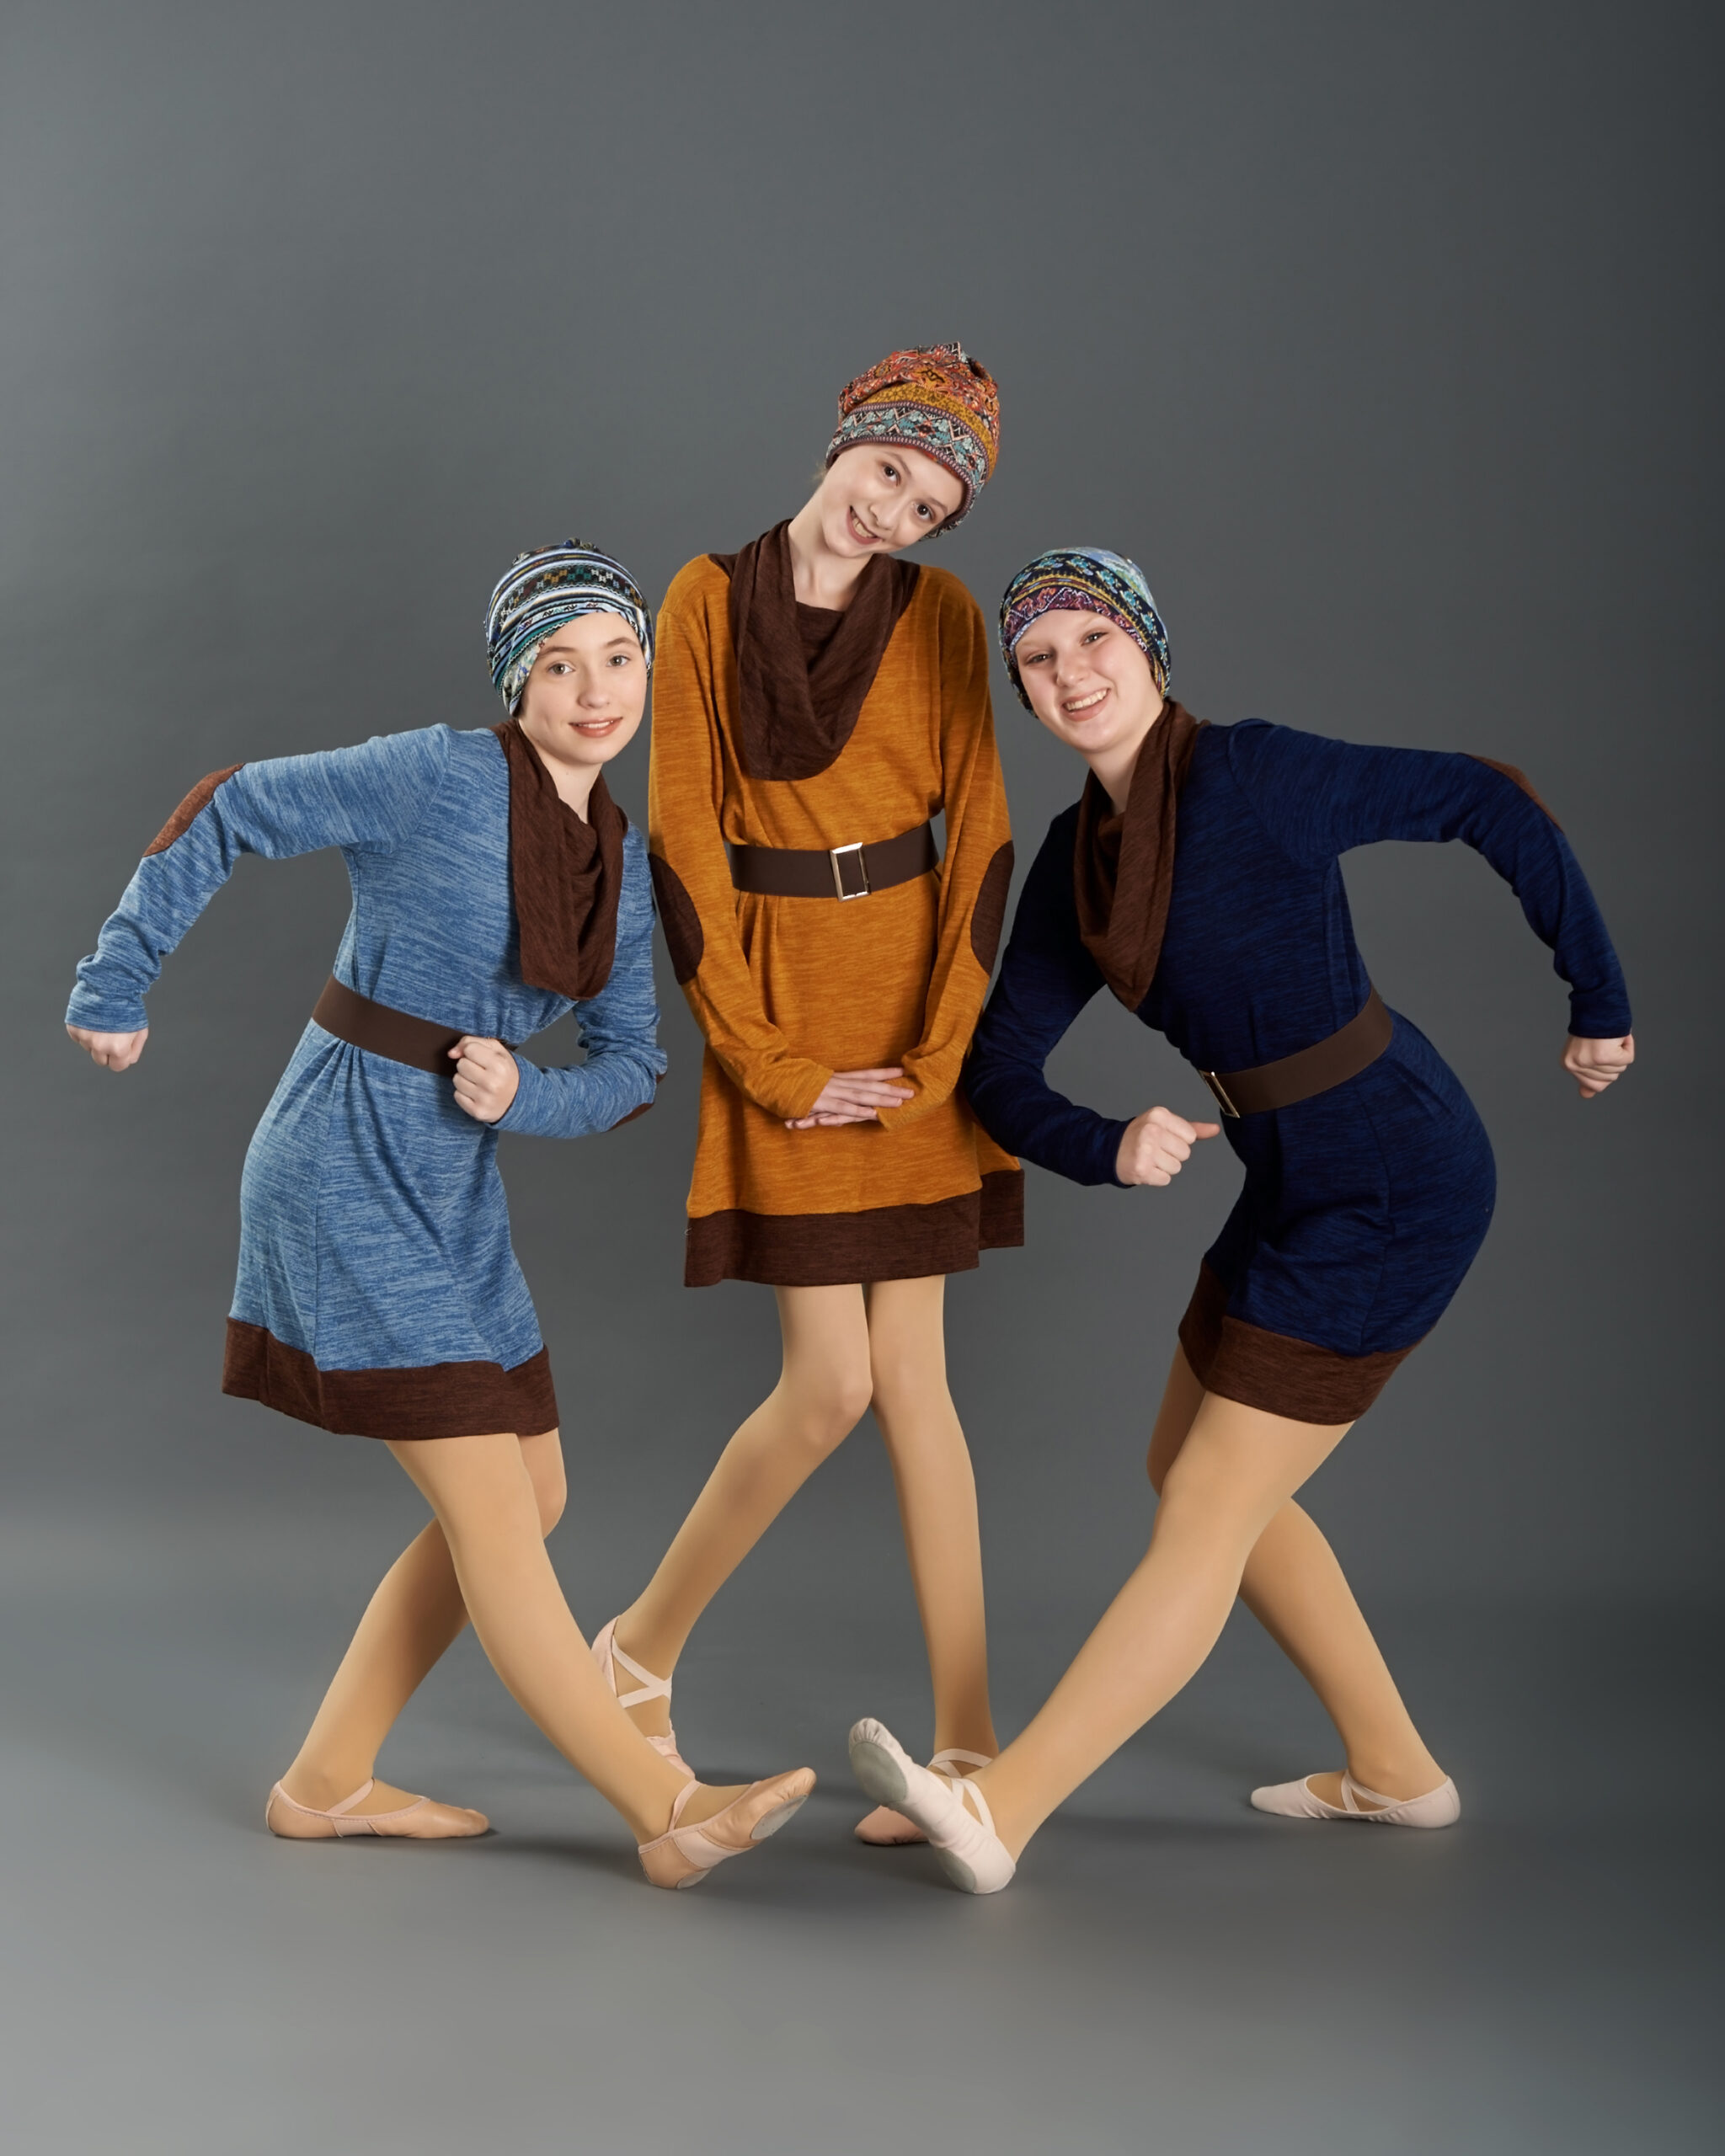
left=2, top=1486, right=1719, bottom=2156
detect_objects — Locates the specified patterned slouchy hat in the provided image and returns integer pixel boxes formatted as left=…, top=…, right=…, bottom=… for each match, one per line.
left=998, top=548, right=1171, bottom=707
left=484, top=542, right=654, bottom=713
left=825, top=342, right=1001, bottom=528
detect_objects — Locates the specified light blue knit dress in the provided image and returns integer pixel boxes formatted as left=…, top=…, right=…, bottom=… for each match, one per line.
left=67, top=723, right=665, bottom=1438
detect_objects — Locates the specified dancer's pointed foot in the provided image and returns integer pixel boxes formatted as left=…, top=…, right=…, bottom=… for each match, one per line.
left=855, top=1747, right=995, bottom=1844
left=592, top=1615, right=692, bottom=1776
left=266, top=1777, right=490, bottom=1839
left=636, top=1769, right=816, bottom=1889
left=848, top=1719, right=1015, bottom=1893
left=1251, top=1769, right=1460, bottom=1828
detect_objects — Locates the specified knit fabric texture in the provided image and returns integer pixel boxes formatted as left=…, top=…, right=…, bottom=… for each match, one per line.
left=963, top=720, right=1631, bottom=1372
left=649, top=552, right=1020, bottom=1285
left=68, top=726, right=665, bottom=1422
left=998, top=547, right=1171, bottom=706
left=485, top=542, right=654, bottom=713
left=825, top=343, right=1000, bottom=526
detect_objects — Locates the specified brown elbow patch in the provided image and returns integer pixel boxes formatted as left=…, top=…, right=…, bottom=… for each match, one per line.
left=649, top=851, right=704, bottom=983
left=969, top=841, right=1016, bottom=971
left=612, top=1076, right=660, bottom=1129
left=144, top=765, right=244, bottom=855
left=1467, top=755, right=1562, bottom=830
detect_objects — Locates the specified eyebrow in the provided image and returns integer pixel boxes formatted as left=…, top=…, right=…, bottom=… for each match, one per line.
left=542, top=630, right=635, bottom=653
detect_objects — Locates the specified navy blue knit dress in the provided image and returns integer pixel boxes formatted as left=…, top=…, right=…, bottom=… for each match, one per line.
left=963, top=718, right=1632, bottom=1420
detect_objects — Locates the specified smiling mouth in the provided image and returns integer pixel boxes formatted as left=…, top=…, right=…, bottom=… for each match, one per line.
left=1062, top=686, right=1110, bottom=716
left=846, top=507, right=884, bottom=546
left=572, top=718, right=623, bottom=735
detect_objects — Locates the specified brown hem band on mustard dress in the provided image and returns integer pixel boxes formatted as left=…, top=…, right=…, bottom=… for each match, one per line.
left=649, top=523, right=1022, bottom=1288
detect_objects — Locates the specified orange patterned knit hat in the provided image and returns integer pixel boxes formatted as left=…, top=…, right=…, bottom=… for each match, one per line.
left=825, top=342, right=1001, bottom=527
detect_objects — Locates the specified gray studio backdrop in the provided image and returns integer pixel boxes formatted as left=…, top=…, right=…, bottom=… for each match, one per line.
left=3, top=0, right=1718, bottom=1640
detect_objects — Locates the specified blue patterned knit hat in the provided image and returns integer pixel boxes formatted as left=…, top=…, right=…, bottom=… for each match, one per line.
left=485, top=542, right=654, bottom=713
left=998, top=548, right=1170, bottom=707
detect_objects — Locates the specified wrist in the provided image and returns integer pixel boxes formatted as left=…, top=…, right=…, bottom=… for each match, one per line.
left=491, top=1053, right=530, bottom=1128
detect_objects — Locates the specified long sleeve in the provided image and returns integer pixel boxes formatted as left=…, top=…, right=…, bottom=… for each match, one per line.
left=647, top=566, right=831, bottom=1121
left=499, top=833, right=668, bottom=1139
left=873, top=577, right=1015, bottom=1134
left=67, top=728, right=452, bottom=1033
left=1225, top=722, right=1633, bottom=1038
left=962, top=809, right=1130, bottom=1186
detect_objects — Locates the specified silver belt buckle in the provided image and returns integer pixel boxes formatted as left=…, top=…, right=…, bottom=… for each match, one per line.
left=830, top=841, right=870, bottom=899
left=1199, top=1070, right=1241, bottom=1118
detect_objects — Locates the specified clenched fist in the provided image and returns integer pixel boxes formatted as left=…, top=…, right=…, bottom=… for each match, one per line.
left=1562, top=1033, right=1634, bottom=1101
left=67, top=1025, right=148, bottom=1070
left=1115, top=1104, right=1221, bottom=1187
left=449, top=1036, right=521, bottom=1123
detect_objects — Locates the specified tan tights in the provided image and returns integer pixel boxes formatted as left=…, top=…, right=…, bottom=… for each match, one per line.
left=280, top=1428, right=741, bottom=1843
left=617, top=1277, right=997, bottom=1761
left=971, top=1350, right=1445, bottom=1859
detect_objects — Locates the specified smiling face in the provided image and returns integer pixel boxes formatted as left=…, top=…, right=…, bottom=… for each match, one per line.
left=515, top=611, right=647, bottom=784
left=814, top=442, right=967, bottom=558
left=1011, top=608, right=1165, bottom=766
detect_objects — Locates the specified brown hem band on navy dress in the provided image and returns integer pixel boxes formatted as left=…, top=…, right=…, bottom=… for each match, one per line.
left=685, top=1167, right=1025, bottom=1288
left=222, top=1321, right=559, bottom=1440
left=1176, top=1262, right=1418, bottom=1424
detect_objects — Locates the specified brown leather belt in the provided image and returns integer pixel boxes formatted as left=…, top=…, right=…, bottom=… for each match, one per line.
left=312, top=976, right=483, bottom=1076
left=1197, top=988, right=1393, bottom=1118
left=728, top=820, right=938, bottom=900
left=311, top=975, right=656, bottom=1126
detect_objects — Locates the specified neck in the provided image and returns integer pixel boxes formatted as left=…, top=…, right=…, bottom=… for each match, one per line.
left=551, top=760, right=601, bottom=820
left=519, top=723, right=602, bottom=819
left=1086, top=691, right=1167, bottom=811
left=784, top=495, right=873, bottom=611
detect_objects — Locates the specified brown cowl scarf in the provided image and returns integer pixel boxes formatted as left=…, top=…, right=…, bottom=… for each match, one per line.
left=712, top=520, right=920, bottom=781
left=493, top=718, right=627, bottom=1002
left=1073, top=700, right=1207, bottom=1011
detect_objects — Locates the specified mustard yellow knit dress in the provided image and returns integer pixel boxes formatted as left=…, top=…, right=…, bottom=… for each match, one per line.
left=648, top=546, right=1021, bottom=1286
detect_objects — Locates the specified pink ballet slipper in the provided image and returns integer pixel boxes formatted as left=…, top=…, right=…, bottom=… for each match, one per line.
left=636, top=1770, right=816, bottom=1889
left=1251, top=1769, right=1461, bottom=1828
left=848, top=1719, right=1015, bottom=1894
left=855, top=1747, right=994, bottom=1844
left=592, top=1616, right=692, bottom=1777
left=265, top=1778, right=489, bottom=1840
